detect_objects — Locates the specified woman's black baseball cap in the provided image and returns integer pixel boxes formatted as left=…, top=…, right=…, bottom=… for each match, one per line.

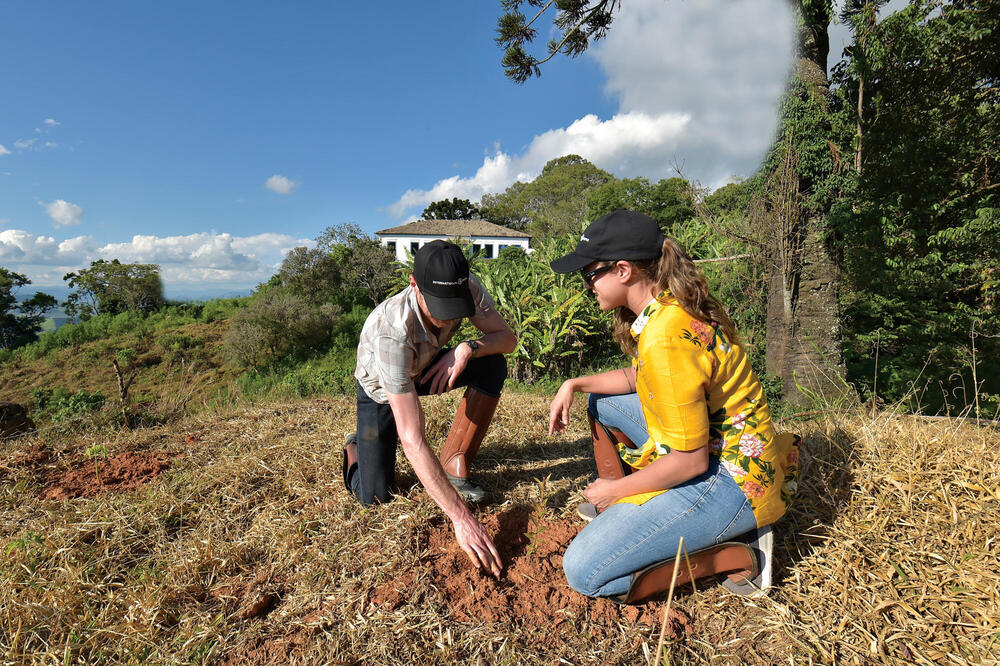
left=413, top=240, right=476, bottom=320
left=550, top=209, right=665, bottom=273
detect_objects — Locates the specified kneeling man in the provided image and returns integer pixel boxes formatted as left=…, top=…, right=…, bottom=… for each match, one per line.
left=345, top=240, right=516, bottom=575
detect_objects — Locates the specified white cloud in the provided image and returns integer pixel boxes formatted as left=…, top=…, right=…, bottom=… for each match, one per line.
left=96, top=231, right=312, bottom=282
left=45, top=141, right=58, bottom=148
left=389, top=111, right=690, bottom=217
left=0, top=144, right=10, bottom=155
left=42, top=199, right=84, bottom=227
left=264, top=174, right=298, bottom=194
left=44, top=118, right=60, bottom=127
left=389, top=0, right=794, bottom=217
left=0, top=229, right=95, bottom=266
left=14, top=138, right=36, bottom=150
left=0, top=229, right=312, bottom=289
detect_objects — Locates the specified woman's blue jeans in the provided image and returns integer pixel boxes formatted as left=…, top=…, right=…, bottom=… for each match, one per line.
left=562, top=392, right=758, bottom=598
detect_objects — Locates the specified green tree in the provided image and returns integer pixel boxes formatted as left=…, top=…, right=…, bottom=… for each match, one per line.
left=0, top=269, right=57, bottom=349
left=496, top=1, right=848, bottom=405
left=479, top=154, right=614, bottom=238
left=831, top=0, right=1000, bottom=414
left=585, top=177, right=695, bottom=230
left=62, top=259, right=165, bottom=320
left=315, top=223, right=402, bottom=306
left=421, top=197, right=481, bottom=220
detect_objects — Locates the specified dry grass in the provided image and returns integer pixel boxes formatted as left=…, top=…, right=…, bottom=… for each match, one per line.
left=1, top=392, right=998, bottom=665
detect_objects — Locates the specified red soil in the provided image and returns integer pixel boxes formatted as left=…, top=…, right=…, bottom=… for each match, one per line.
left=40, top=450, right=172, bottom=500
left=372, top=505, right=694, bottom=638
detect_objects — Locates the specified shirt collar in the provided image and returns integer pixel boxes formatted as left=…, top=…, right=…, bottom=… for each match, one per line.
left=630, top=291, right=674, bottom=339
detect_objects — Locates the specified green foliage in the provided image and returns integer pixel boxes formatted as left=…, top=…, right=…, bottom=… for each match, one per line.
left=314, top=223, right=402, bottom=307
left=496, top=1, right=621, bottom=83
left=32, top=387, right=106, bottom=421
left=585, top=177, right=696, bottom=230
left=474, top=240, right=617, bottom=382
left=62, top=259, right=165, bottom=320
left=832, top=0, right=1000, bottom=415
left=0, top=268, right=57, bottom=350
left=224, top=289, right=340, bottom=368
left=421, top=197, right=481, bottom=220
left=479, top=155, right=614, bottom=237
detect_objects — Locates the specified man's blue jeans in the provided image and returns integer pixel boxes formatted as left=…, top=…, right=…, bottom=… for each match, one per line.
left=562, top=392, right=757, bottom=598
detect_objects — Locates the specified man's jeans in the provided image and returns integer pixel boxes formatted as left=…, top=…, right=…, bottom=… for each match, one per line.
left=348, top=351, right=506, bottom=506
left=562, top=392, right=757, bottom=598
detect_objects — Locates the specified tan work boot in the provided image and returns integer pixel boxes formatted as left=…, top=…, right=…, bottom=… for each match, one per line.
left=439, top=387, right=499, bottom=503
left=589, top=413, right=635, bottom=480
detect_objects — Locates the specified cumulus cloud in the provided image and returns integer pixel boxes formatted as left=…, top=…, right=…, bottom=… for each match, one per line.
left=0, top=229, right=95, bottom=265
left=14, top=138, right=36, bottom=150
left=389, top=0, right=794, bottom=217
left=389, top=111, right=690, bottom=217
left=1, top=229, right=312, bottom=289
left=44, top=118, right=60, bottom=127
left=42, top=199, right=84, bottom=227
left=96, top=231, right=311, bottom=283
left=264, top=174, right=298, bottom=194
left=0, top=144, right=10, bottom=155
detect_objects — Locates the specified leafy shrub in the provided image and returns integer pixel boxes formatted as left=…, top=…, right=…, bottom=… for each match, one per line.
left=223, top=290, right=340, bottom=368
left=33, top=387, right=106, bottom=421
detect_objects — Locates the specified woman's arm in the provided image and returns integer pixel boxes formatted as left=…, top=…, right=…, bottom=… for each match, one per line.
left=549, top=366, right=637, bottom=435
left=583, top=445, right=709, bottom=510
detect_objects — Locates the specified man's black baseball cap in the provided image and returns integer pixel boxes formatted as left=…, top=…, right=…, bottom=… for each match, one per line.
left=550, top=209, right=666, bottom=273
left=413, top=240, right=475, bottom=320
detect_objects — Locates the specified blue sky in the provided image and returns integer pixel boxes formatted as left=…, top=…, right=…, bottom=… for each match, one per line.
left=1, top=0, right=811, bottom=298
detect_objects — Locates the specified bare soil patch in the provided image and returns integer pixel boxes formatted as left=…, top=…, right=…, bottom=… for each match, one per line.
left=41, top=450, right=173, bottom=499
left=373, top=505, right=692, bottom=642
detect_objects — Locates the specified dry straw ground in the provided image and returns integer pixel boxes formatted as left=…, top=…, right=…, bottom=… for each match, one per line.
left=2, top=392, right=999, bottom=664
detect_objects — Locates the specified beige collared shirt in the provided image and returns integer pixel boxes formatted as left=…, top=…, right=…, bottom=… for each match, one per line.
left=354, top=274, right=496, bottom=404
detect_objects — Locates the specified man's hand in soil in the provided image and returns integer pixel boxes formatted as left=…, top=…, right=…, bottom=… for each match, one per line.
left=453, top=514, right=503, bottom=578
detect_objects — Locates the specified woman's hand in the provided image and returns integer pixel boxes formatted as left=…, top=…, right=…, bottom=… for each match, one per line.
left=583, top=478, right=621, bottom=512
left=549, top=380, right=577, bottom=435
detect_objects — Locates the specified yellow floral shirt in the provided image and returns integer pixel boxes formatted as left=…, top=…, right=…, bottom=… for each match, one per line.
left=615, top=293, right=800, bottom=528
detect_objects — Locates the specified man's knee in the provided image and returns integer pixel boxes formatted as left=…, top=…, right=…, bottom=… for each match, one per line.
left=470, top=353, right=507, bottom=397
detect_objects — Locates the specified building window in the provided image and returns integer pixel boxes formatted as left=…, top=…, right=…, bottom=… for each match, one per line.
left=484, top=244, right=494, bottom=259
left=411, top=241, right=420, bottom=254
left=387, top=241, right=396, bottom=253
left=472, top=243, right=481, bottom=256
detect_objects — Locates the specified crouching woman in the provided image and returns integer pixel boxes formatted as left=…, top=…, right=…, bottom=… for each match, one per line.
left=548, top=210, right=799, bottom=602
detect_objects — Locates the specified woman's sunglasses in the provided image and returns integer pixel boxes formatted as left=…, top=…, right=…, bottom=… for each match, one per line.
left=580, top=263, right=614, bottom=287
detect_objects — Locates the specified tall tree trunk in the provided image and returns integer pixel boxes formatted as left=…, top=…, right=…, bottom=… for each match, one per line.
left=765, top=0, right=848, bottom=405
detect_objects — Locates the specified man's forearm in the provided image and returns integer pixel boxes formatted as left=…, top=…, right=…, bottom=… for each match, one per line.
left=465, top=329, right=517, bottom=357
left=401, top=436, right=472, bottom=521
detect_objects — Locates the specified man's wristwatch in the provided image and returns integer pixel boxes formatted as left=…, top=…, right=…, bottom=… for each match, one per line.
left=462, top=339, right=481, bottom=357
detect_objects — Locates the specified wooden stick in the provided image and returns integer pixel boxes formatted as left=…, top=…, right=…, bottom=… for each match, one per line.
left=654, top=536, right=685, bottom=665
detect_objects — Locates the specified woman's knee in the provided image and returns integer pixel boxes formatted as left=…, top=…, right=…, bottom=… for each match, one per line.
left=562, top=537, right=602, bottom=597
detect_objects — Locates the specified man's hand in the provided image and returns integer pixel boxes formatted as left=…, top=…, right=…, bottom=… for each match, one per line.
left=453, top=514, right=503, bottom=577
left=582, top=477, right=621, bottom=512
left=549, top=380, right=576, bottom=435
left=420, top=344, right=473, bottom=395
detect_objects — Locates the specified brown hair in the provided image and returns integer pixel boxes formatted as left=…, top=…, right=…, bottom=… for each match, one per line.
left=612, top=237, right=739, bottom=356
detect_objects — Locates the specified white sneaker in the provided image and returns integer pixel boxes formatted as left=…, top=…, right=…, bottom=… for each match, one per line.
left=577, top=502, right=598, bottom=523
left=721, top=525, right=773, bottom=598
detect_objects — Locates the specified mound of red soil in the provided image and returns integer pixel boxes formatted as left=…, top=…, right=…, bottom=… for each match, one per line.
left=373, top=505, right=693, bottom=639
left=41, top=450, right=172, bottom=500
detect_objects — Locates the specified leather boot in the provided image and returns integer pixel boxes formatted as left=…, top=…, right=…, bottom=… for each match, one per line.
left=589, top=413, right=635, bottom=480
left=616, top=542, right=758, bottom=604
left=439, top=387, right=499, bottom=503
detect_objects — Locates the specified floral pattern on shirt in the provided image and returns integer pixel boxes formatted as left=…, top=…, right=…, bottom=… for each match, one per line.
left=617, top=291, right=800, bottom=527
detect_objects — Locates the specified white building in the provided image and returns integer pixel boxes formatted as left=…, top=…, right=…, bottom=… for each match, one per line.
left=375, top=219, right=532, bottom=262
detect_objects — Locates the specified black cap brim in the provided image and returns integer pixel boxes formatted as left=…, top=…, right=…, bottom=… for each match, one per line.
left=422, top=290, right=475, bottom=321
left=550, top=251, right=597, bottom=274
